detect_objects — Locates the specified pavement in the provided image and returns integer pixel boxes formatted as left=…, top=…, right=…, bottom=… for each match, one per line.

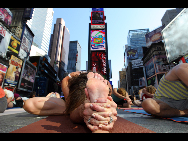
left=0, top=107, right=188, bottom=133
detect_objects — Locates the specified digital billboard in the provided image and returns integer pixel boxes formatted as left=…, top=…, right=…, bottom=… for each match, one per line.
left=4, top=55, right=23, bottom=86
left=8, top=35, right=21, bottom=54
left=92, top=8, right=104, bottom=11
left=91, top=52, right=106, bottom=79
left=91, top=30, right=105, bottom=50
left=127, top=49, right=138, bottom=60
left=91, top=11, right=105, bottom=25
left=19, top=24, right=34, bottom=59
left=18, top=59, right=37, bottom=92
left=0, top=24, right=11, bottom=58
left=0, top=8, right=12, bottom=26
left=0, top=63, right=7, bottom=88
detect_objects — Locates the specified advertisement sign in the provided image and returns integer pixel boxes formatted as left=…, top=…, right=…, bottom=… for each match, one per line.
left=132, top=59, right=143, bottom=69
left=145, top=57, right=155, bottom=78
left=139, top=77, right=145, bottom=88
left=19, top=24, right=34, bottom=59
left=145, top=25, right=165, bottom=47
left=147, top=76, right=158, bottom=88
left=91, top=30, right=105, bottom=50
left=91, top=11, right=105, bottom=25
left=8, top=35, right=21, bottom=54
left=22, top=8, right=34, bottom=20
left=0, top=63, right=7, bottom=87
left=0, top=24, right=11, bottom=58
left=91, top=52, right=106, bottom=78
left=127, top=49, right=138, bottom=60
left=0, top=8, right=12, bottom=26
left=154, top=55, right=175, bottom=73
left=92, top=8, right=104, bottom=11
left=4, top=55, right=23, bottom=86
left=18, top=59, right=37, bottom=92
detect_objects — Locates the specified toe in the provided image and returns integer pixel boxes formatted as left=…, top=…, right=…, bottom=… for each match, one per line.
left=87, top=72, right=95, bottom=79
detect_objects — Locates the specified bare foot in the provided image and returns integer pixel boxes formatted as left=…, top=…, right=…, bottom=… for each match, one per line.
left=85, top=72, right=109, bottom=103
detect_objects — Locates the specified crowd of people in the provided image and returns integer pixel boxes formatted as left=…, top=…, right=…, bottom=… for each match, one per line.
left=1, top=63, right=188, bottom=133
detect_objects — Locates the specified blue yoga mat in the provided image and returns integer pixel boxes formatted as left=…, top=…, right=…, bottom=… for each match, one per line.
left=124, top=109, right=188, bottom=123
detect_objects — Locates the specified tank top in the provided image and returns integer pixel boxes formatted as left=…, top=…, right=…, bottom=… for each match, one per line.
left=154, top=74, right=188, bottom=100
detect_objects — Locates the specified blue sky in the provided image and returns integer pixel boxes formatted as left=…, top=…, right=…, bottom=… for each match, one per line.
left=51, top=8, right=174, bottom=88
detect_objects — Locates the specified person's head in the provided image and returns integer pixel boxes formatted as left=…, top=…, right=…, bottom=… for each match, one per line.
left=117, top=88, right=127, bottom=97
left=64, top=72, right=88, bottom=114
left=146, top=85, right=156, bottom=94
left=29, top=91, right=36, bottom=98
left=0, top=72, right=4, bottom=86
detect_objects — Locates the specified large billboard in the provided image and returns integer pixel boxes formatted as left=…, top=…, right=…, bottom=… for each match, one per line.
left=8, top=35, right=21, bottom=54
left=18, top=59, right=37, bottom=92
left=91, top=11, right=105, bottom=25
left=0, top=63, right=7, bottom=88
left=91, top=30, right=105, bottom=50
left=92, top=8, right=104, bottom=11
left=145, top=25, right=165, bottom=47
left=0, top=24, right=11, bottom=58
left=91, top=51, right=107, bottom=79
left=145, top=57, right=155, bottom=78
left=19, top=24, right=34, bottom=59
left=4, top=55, right=23, bottom=86
left=0, top=8, right=12, bottom=26
left=127, top=49, right=138, bottom=60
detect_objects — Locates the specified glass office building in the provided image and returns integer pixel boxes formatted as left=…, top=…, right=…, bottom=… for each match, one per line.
left=27, top=8, right=54, bottom=54
left=67, top=41, right=81, bottom=73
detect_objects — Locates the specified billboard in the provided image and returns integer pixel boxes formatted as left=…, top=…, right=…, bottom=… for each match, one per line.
left=8, top=35, right=21, bottom=54
left=0, top=24, right=11, bottom=58
left=91, top=11, right=105, bottom=25
left=145, top=57, right=155, bottom=78
left=19, top=24, right=34, bottom=59
left=162, top=8, right=188, bottom=63
left=91, top=30, right=105, bottom=50
left=0, top=8, right=12, bottom=26
left=0, top=63, right=7, bottom=87
left=18, top=59, right=37, bottom=92
left=127, top=49, right=138, bottom=60
left=92, top=8, right=104, bottom=11
left=4, top=55, right=23, bottom=86
left=132, top=59, right=143, bottom=69
left=145, top=25, right=165, bottom=47
left=91, top=52, right=107, bottom=78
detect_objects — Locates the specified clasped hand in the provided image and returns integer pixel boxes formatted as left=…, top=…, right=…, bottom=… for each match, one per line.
left=81, top=96, right=117, bottom=132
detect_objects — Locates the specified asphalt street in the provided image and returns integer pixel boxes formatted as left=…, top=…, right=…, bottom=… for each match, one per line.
left=0, top=108, right=188, bottom=133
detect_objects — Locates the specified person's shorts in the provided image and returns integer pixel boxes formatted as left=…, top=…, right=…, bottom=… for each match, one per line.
left=154, top=96, right=188, bottom=110
left=0, top=96, right=7, bottom=113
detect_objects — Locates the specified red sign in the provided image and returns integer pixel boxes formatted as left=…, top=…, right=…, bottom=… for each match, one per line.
left=91, top=52, right=106, bottom=77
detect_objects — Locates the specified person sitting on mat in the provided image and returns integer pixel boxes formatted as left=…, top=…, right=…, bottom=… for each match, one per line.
left=111, top=88, right=132, bottom=108
left=134, top=85, right=156, bottom=107
left=23, top=71, right=117, bottom=133
left=142, top=63, right=188, bottom=118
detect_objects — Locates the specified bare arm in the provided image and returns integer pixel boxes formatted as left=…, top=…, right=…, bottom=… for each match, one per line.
left=113, top=88, right=127, bottom=100
left=142, top=88, right=154, bottom=97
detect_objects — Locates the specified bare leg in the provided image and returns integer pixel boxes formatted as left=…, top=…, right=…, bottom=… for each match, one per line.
left=23, top=97, right=66, bottom=116
left=142, top=98, right=188, bottom=117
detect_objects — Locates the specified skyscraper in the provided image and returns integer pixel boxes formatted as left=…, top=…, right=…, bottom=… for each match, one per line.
left=27, top=8, right=54, bottom=54
left=67, top=41, right=81, bottom=73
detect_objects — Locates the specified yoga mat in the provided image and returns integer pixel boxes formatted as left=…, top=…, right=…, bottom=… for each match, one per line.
left=10, top=115, right=155, bottom=133
left=123, top=109, right=188, bottom=123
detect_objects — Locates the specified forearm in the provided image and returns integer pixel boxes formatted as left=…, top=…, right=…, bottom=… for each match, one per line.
left=70, top=104, right=84, bottom=123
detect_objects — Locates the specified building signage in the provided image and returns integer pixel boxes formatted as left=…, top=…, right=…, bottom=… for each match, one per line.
left=127, top=49, right=138, bottom=60
left=91, top=11, right=105, bottom=25
left=91, top=52, right=106, bottom=78
left=91, top=30, right=105, bottom=50
left=0, top=24, right=11, bottom=58
left=8, top=35, right=21, bottom=54
left=0, top=8, right=12, bottom=26
left=132, top=59, right=143, bottom=69
left=145, top=57, right=155, bottom=78
left=4, top=55, right=23, bottom=86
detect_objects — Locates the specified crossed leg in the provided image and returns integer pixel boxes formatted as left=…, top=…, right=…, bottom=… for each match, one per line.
left=142, top=98, right=188, bottom=117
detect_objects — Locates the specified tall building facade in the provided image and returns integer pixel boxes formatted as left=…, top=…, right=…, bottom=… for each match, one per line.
left=26, top=8, right=54, bottom=54
left=48, top=18, right=70, bottom=81
left=67, top=41, right=81, bottom=73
